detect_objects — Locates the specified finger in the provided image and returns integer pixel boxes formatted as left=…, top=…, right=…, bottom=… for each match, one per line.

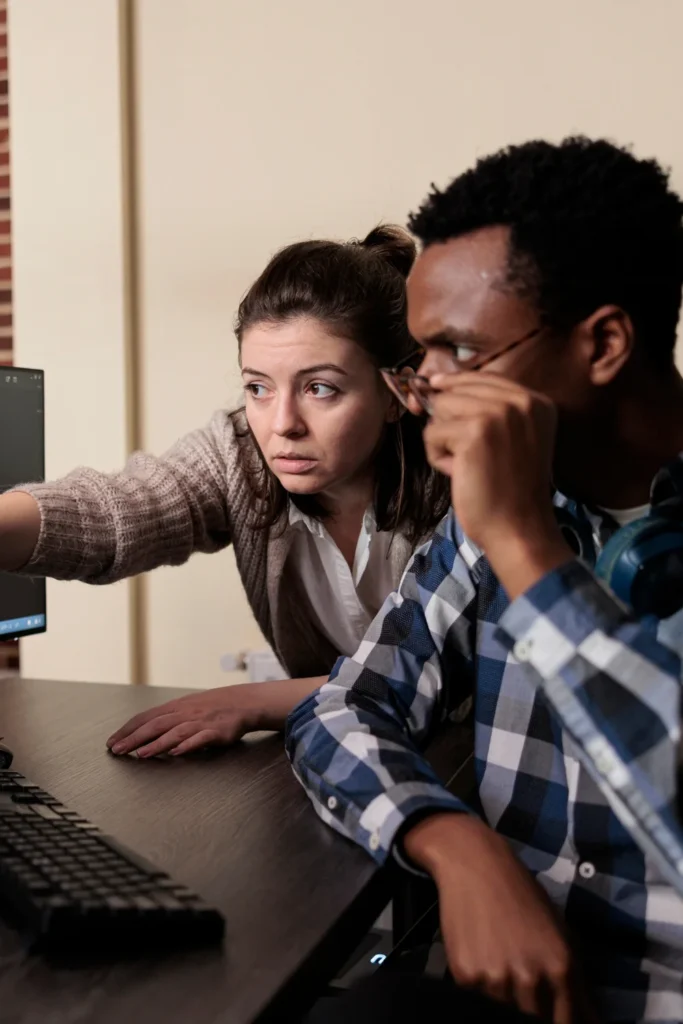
left=136, top=721, right=202, bottom=758
left=107, top=700, right=191, bottom=741
left=107, top=709, right=159, bottom=746
left=110, top=713, right=183, bottom=754
left=429, top=454, right=455, bottom=477
left=512, top=972, right=544, bottom=1019
left=169, top=729, right=223, bottom=756
left=429, top=382, right=540, bottom=418
left=429, top=377, right=553, bottom=425
left=481, top=973, right=512, bottom=1005
left=430, top=371, right=536, bottom=397
left=552, top=985, right=575, bottom=1024
left=429, top=392, right=515, bottom=424
left=423, top=418, right=474, bottom=456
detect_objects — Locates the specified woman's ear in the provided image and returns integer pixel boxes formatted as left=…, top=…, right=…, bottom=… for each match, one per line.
left=386, top=396, right=405, bottom=423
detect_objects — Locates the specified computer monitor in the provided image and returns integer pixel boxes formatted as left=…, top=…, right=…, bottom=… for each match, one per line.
left=0, top=367, right=46, bottom=639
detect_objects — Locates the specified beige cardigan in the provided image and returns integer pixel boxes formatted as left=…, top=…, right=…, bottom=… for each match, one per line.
left=15, top=410, right=415, bottom=679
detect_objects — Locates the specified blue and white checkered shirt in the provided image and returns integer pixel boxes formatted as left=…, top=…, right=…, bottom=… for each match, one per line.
left=286, top=470, right=683, bottom=1024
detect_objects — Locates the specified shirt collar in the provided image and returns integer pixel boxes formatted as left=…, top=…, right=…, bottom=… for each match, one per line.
left=288, top=501, right=377, bottom=539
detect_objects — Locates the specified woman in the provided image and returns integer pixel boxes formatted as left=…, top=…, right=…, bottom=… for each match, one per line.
left=0, top=226, right=449, bottom=756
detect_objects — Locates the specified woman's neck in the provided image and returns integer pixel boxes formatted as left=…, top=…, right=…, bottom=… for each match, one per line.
left=318, top=475, right=374, bottom=570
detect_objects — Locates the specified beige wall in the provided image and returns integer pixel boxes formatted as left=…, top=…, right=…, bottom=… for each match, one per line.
left=136, top=0, right=683, bottom=687
left=9, top=0, right=683, bottom=685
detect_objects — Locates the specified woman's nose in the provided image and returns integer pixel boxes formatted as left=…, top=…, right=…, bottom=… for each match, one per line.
left=272, top=394, right=306, bottom=436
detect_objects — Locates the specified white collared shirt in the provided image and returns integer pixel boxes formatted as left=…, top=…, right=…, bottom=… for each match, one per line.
left=287, top=502, right=396, bottom=657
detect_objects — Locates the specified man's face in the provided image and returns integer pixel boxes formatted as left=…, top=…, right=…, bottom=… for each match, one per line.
left=406, top=226, right=586, bottom=411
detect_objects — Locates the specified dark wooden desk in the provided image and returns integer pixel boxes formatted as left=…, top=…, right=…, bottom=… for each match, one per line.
left=0, top=678, right=392, bottom=1024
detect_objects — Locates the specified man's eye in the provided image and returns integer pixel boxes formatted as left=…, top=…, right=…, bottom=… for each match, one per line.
left=307, top=382, right=337, bottom=398
left=245, top=383, right=269, bottom=399
left=453, top=344, right=479, bottom=364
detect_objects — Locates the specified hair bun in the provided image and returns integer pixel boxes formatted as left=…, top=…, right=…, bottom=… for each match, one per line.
left=360, top=224, right=416, bottom=278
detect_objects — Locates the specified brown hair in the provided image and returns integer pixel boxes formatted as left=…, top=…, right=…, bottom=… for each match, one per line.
left=230, top=225, right=450, bottom=545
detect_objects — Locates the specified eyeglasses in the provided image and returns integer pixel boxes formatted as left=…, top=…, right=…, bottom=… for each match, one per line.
left=380, top=326, right=542, bottom=414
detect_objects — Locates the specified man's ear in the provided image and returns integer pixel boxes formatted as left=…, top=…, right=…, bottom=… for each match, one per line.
left=579, top=304, right=635, bottom=385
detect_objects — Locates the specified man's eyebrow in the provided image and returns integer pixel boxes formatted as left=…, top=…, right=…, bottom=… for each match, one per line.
left=241, top=363, right=349, bottom=377
left=421, top=328, right=490, bottom=348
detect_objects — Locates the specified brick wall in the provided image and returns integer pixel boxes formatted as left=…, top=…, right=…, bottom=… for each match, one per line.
left=0, top=0, right=9, bottom=368
left=0, top=0, right=18, bottom=672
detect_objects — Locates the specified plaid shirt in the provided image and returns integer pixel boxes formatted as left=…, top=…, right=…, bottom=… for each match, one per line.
left=286, top=465, right=683, bottom=1024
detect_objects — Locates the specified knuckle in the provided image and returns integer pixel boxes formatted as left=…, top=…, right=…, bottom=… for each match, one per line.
left=513, top=964, right=537, bottom=988
left=450, top=960, right=485, bottom=988
left=178, top=721, right=198, bottom=737
left=546, top=951, right=572, bottom=983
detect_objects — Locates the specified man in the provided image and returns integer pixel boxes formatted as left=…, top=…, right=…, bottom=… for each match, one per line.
left=286, top=137, right=683, bottom=1024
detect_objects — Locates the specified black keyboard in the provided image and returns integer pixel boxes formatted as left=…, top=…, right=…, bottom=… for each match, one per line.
left=0, top=768, right=225, bottom=954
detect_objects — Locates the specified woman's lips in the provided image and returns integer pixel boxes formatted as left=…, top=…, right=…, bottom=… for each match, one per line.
left=272, top=455, right=318, bottom=474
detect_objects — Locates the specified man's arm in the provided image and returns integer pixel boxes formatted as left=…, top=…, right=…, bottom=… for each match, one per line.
left=424, top=370, right=683, bottom=892
left=497, top=558, right=683, bottom=893
left=286, top=516, right=593, bottom=1023
left=286, top=513, right=478, bottom=862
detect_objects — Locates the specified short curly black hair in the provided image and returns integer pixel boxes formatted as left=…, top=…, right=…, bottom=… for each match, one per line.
left=408, top=137, right=683, bottom=369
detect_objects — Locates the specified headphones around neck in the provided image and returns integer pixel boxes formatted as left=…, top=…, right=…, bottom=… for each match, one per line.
left=555, top=500, right=683, bottom=620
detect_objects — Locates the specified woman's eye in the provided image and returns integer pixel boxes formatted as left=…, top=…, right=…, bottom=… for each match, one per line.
left=307, top=382, right=337, bottom=398
left=245, top=382, right=269, bottom=399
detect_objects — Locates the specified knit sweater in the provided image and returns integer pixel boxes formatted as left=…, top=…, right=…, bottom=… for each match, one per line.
left=14, top=410, right=415, bottom=678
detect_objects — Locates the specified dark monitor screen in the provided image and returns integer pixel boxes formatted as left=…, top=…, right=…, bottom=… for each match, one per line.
left=0, top=367, right=46, bottom=639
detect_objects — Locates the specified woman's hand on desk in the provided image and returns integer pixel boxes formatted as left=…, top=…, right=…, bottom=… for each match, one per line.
left=105, top=676, right=326, bottom=757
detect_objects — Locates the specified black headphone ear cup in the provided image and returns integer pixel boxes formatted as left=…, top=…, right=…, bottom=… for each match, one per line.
left=553, top=507, right=594, bottom=562
left=597, top=515, right=683, bottom=618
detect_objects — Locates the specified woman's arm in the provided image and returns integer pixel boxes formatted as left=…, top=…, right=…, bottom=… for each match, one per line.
left=106, top=676, right=327, bottom=757
left=2, top=410, right=237, bottom=584
left=0, top=491, right=42, bottom=570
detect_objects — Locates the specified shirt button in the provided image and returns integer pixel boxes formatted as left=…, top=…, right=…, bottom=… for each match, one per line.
left=369, top=832, right=381, bottom=852
left=327, top=796, right=338, bottom=811
left=578, top=861, right=596, bottom=880
left=595, top=749, right=618, bottom=776
left=513, top=638, right=534, bottom=662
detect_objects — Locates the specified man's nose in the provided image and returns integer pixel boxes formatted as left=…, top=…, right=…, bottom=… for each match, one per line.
left=416, top=349, right=455, bottom=379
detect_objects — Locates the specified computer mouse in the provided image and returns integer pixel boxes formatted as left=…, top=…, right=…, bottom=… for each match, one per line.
left=0, top=742, right=13, bottom=769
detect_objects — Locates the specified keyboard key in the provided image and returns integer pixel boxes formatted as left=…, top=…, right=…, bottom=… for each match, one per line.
left=0, top=767, right=224, bottom=954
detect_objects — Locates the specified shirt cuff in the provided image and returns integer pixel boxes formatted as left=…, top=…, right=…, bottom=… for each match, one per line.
left=325, top=779, right=468, bottom=866
left=494, top=558, right=630, bottom=680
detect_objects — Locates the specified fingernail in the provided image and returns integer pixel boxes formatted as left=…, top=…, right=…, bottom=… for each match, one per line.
left=111, top=742, right=125, bottom=755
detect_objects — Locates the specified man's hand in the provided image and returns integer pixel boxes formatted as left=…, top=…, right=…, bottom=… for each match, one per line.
left=404, top=814, right=597, bottom=1023
left=106, top=676, right=325, bottom=757
left=423, top=372, right=573, bottom=598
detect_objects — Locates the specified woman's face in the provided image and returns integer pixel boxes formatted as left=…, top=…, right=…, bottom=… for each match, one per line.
left=241, top=317, right=395, bottom=500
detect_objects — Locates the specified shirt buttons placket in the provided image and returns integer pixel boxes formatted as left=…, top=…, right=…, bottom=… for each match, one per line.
left=578, top=861, right=596, bottom=880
